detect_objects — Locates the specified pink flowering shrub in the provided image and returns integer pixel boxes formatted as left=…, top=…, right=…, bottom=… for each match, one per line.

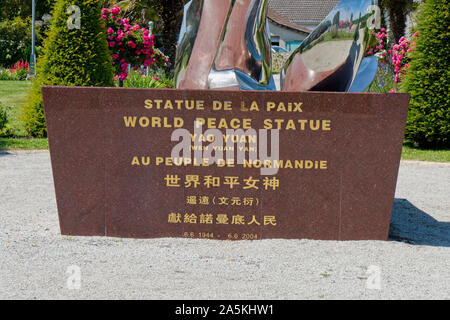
left=101, top=7, right=169, bottom=82
left=366, top=29, right=419, bottom=92
left=366, top=28, right=388, bottom=58
left=390, top=32, right=419, bottom=84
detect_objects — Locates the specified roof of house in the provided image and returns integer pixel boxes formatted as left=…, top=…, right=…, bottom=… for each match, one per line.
left=268, top=0, right=341, bottom=26
left=267, top=8, right=311, bottom=35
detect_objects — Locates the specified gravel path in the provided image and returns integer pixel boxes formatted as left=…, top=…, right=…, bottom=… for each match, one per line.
left=0, top=151, right=449, bottom=300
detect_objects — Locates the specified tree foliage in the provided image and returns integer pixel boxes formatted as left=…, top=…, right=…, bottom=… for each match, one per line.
left=22, top=0, right=114, bottom=137
left=0, top=0, right=53, bottom=21
left=0, top=17, right=42, bottom=67
left=379, top=0, right=417, bottom=47
left=402, top=0, right=450, bottom=148
left=39, top=0, right=114, bottom=86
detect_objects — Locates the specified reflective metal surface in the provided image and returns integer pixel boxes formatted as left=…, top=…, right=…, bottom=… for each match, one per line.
left=348, top=56, right=378, bottom=92
left=281, top=0, right=379, bottom=92
left=174, top=0, right=275, bottom=91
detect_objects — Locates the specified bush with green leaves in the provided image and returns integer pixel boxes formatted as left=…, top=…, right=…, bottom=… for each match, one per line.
left=402, top=0, right=450, bottom=148
left=38, top=0, right=114, bottom=87
left=21, top=78, right=47, bottom=138
left=368, top=63, right=396, bottom=93
left=0, top=17, right=44, bottom=68
left=0, top=105, right=11, bottom=137
left=22, top=0, right=115, bottom=137
left=0, top=69, right=18, bottom=80
left=124, top=74, right=165, bottom=88
left=14, top=68, right=29, bottom=81
left=123, top=69, right=175, bottom=88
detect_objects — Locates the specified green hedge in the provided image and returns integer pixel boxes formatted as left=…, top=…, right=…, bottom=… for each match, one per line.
left=22, top=0, right=114, bottom=137
left=0, top=105, right=9, bottom=136
left=39, top=0, right=114, bottom=87
left=402, top=0, right=450, bottom=148
left=21, top=78, right=46, bottom=137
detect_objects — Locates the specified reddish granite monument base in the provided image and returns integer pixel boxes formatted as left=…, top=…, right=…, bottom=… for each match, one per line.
left=42, top=87, right=409, bottom=241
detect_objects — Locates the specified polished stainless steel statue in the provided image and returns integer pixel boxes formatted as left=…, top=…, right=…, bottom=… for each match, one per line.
left=281, top=0, right=379, bottom=92
left=175, top=0, right=275, bottom=90
left=175, top=0, right=379, bottom=92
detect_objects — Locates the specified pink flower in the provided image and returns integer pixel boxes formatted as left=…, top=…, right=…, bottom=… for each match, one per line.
left=107, top=27, right=114, bottom=34
left=101, top=15, right=107, bottom=20
left=111, top=7, right=120, bottom=15
left=112, top=54, right=119, bottom=60
left=128, top=41, right=136, bottom=48
left=102, top=8, right=109, bottom=14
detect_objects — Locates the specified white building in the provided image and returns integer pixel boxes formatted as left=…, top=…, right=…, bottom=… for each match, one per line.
left=268, top=0, right=341, bottom=51
left=267, top=8, right=310, bottom=51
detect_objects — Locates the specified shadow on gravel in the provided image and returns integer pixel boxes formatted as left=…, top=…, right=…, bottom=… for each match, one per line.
left=0, top=151, right=13, bottom=157
left=389, top=199, right=450, bottom=247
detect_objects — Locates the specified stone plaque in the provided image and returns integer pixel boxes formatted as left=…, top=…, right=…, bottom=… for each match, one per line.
left=42, top=86, right=409, bottom=240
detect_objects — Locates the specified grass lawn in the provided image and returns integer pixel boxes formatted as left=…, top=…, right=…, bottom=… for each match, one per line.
left=0, top=80, right=31, bottom=106
left=402, top=144, right=449, bottom=162
left=0, top=80, right=31, bottom=136
left=0, top=80, right=448, bottom=162
left=0, top=138, right=48, bottom=150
